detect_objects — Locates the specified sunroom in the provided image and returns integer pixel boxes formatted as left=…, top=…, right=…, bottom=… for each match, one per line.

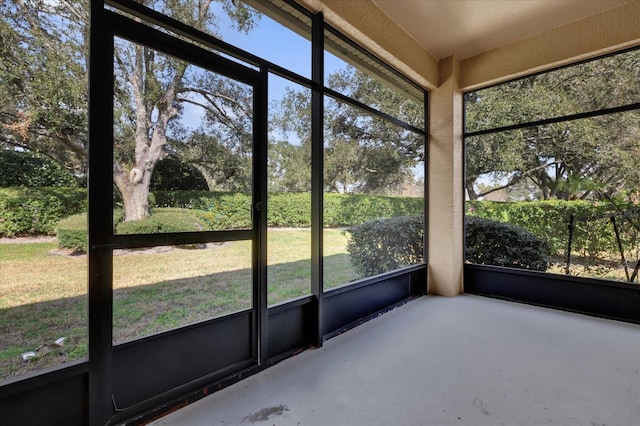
left=0, top=1, right=639, bottom=425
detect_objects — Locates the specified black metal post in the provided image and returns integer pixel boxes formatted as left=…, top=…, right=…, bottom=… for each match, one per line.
left=565, top=214, right=575, bottom=275
left=88, top=1, right=114, bottom=424
left=255, top=67, right=269, bottom=365
left=630, top=259, right=640, bottom=283
left=423, top=91, right=429, bottom=294
left=610, top=216, right=630, bottom=282
left=311, top=11, right=324, bottom=346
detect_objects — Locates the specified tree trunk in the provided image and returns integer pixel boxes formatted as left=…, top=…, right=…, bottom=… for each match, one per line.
left=122, top=180, right=150, bottom=222
left=465, top=180, right=478, bottom=200
left=114, top=157, right=157, bottom=222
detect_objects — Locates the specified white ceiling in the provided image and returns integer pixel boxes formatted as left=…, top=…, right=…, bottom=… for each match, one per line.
left=372, top=0, right=633, bottom=60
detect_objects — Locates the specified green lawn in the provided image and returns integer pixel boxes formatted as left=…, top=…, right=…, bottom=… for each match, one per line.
left=0, top=228, right=357, bottom=380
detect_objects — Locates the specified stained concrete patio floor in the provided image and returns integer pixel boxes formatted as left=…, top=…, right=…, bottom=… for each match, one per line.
left=151, top=295, right=640, bottom=426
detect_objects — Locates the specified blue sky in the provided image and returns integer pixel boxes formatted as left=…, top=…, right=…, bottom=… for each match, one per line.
left=210, top=2, right=346, bottom=99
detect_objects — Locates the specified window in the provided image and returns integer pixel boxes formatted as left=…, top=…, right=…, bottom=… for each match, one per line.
left=0, top=1, right=88, bottom=380
left=322, top=28, right=426, bottom=289
left=0, top=0, right=427, bottom=398
left=267, top=75, right=312, bottom=305
left=464, top=48, right=640, bottom=283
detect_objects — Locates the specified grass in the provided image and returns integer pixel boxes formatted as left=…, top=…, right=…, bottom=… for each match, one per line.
left=547, top=254, right=639, bottom=282
left=2, top=229, right=634, bottom=380
left=0, top=228, right=357, bottom=380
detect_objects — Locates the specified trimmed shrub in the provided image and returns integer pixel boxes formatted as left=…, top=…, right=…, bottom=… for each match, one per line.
left=346, top=215, right=424, bottom=278
left=465, top=216, right=549, bottom=271
left=346, top=215, right=549, bottom=278
left=152, top=190, right=219, bottom=210
left=116, top=209, right=209, bottom=234
left=56, top=211, right=124, bottom=252
left=56, top=214, right=89, bottom=252
left=0, top=187, right=86, bottom=237
left=210, top=194, right=253, bottom=230
left=268, top=193, right=311, bottom=227
left=56, top=209, right=209, bottom=252
left=324, top=193, right=423, bottom=227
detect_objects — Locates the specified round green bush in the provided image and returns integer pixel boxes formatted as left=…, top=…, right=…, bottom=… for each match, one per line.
left=56, top=209, right=210, bottom=252
left=346, top=215, right=550, bottom=278
left=465, top=216, right=549, bottom=271
left=346, top=215, right=424, bottom=278
left=116, top=209, right=209, bottom=234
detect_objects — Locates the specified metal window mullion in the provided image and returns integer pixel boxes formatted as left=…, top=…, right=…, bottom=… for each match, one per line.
left=107, top=0, right=313, bottom=91
left=324, top=88, right=426, bottom=135
left=88, top=1, right=115, bottom=424
left=423, top=89, right=429, bottom=294
left=464, top=101, right=640, bottom=138
left=310, top=11, right=324, bottom=346
left=108, top=11, right=260, bottom=87
left=254, top=68, right=269, bottom=365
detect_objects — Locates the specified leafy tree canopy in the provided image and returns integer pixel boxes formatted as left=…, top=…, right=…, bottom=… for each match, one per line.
left=465, top=49, right=640, bottom=202
left=273, top=67, right=425, bottom=195
left=1, top=0, right=259, bottom=221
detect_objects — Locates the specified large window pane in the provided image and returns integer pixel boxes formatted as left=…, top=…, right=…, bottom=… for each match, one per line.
left=1, top=238, right=87, bottom=380
left=142, top=0, right=311, bottom=78
left=267, top=75, right=311, bottom=305
left=465, top=110, right=640, bottom=282
left=324, top=51, right=424, bottom=129
left=112, top=241, right=252, bottom=344
left=324, top=27, right=425, bottom=129
left=323, top=97, right=425, bottom=289
left=465, top=48, right=640, bottom=133
left=0, top=1, right=88, bottom=380
left=113, top=38, right=253, bottom=233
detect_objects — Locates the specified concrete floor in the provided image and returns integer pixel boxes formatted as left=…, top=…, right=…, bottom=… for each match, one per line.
left=151, top=295, right=640, bottom=426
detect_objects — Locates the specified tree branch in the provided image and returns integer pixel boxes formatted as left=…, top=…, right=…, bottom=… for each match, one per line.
left=477, top=160, right=561, bottom=198
left=58, top=0, right=88, bottom=24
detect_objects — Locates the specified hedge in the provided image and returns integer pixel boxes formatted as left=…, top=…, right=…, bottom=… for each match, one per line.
left=3, top=184, right=635, bottom=260
left=116, top=209, right=209, bottom=234
left=0, top=187, right=86, bottom=237
left=56, top=214, right=90, bottom=252
left=466, top=200, right=638, bottom=256
left=56, top=209, right=209, bottom=252
left=2, top=188, right=423, bottom=237
left=153, top=190, right=424, bottom=228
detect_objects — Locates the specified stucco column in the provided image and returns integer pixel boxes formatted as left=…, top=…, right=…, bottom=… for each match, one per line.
left=428, top=56, right=464, bottom=296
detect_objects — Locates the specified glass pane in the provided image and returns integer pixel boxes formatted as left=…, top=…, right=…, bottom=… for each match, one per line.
left=324, top=30, right=425, bottom=128
left=267, top=75, right=312, bottom=305
left=325, top=52, right=424, bottom=129
left=0, top=1, right=88, bottom=380
left=143, top=1, right=311, bottom=78
left=113, top=38, right=253, bottom=233
left=465, top=111, right=640, bottom=282
left=113, top=241, right=252, bottom=345
left=1, top=237, right=87, bottom=380
left=466, top=48, right=640, bottom=133
left=323, top=97, right=425, bottom=289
